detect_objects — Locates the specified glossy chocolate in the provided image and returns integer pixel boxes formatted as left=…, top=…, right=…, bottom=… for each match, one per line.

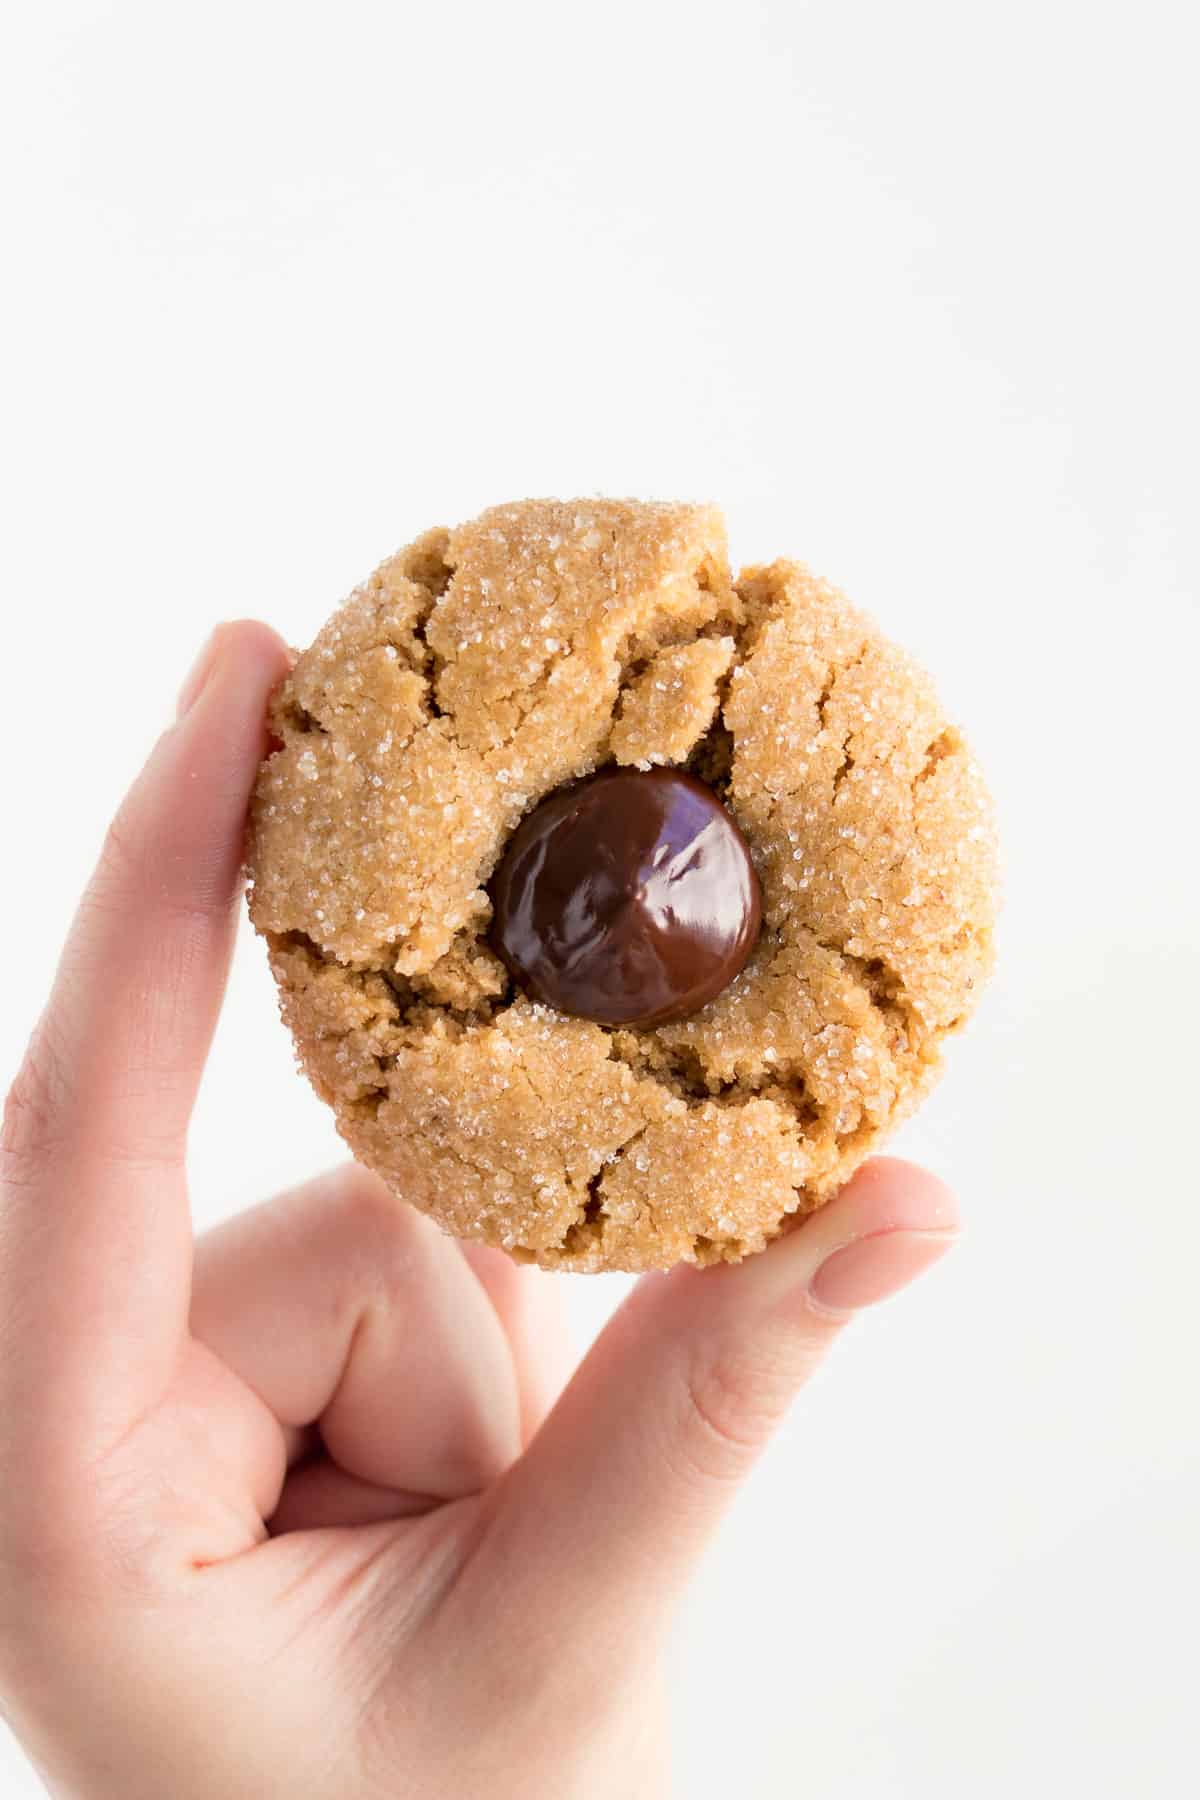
left=487, top=766, right=762, bottom=1027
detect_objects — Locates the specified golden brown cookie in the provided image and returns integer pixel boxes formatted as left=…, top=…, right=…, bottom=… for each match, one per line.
left=248, top=500, right=997, bottom=1272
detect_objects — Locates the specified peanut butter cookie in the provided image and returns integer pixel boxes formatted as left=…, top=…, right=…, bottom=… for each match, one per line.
left=248, top=500, right=997, bottom=1271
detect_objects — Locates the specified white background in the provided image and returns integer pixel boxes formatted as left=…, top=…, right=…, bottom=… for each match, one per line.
left=2, top=3, right=1197, bottom=1795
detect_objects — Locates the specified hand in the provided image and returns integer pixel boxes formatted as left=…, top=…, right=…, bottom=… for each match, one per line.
left=0, top=624, right=960, bottom=1800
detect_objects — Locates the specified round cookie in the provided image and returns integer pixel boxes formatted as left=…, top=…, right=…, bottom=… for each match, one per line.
left=248, top=499, right=997, bottom=1272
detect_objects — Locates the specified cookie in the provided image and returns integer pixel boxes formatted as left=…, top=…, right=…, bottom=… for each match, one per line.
left=248, top=500, right=997, bottom=1272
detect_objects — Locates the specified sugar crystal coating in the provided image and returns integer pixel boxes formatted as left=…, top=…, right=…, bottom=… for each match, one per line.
left=248, top=499, right=998, bottom=1272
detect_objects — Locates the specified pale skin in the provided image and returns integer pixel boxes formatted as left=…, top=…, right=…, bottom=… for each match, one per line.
left=0, top=623, right=960, bottom=1799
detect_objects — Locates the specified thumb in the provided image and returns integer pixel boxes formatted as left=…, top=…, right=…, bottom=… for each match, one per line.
left=471, top=1159, right=958, bottom=1649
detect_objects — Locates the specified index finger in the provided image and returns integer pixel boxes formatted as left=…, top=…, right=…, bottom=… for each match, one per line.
left=0, top=622, right=288, bottom=1469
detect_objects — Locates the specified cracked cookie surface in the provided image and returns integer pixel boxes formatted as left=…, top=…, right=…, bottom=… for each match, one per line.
left=248, top=499, right=997, bottom=1271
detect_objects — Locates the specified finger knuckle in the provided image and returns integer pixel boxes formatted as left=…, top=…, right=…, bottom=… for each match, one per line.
left=674, top=1341, right=796, bottom=1487
left=1, top=1020, right=73, bottom=1186
left=96, top=809, right=224, bottom=933
left=96, top=808, right=145, bottom=897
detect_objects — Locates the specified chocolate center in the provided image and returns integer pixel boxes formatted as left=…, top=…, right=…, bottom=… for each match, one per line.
left=487, top=766, right=762, bottom=1028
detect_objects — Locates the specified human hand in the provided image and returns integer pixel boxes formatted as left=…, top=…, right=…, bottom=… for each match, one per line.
left=0, top=624, right=960, bottom=1799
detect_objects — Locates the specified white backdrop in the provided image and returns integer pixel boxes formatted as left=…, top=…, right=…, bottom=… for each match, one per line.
left=2, top=3, right=1197, bottom=1795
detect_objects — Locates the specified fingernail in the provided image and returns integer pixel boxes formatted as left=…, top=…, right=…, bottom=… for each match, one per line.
left=807, top=1229, right=957, bottom=1315
left=176, top=628, right=224, bottom=719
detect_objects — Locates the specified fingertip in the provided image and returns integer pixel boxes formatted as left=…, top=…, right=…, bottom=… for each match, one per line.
left=748, top=1156, right=960, bottom=1318
left=179, top=619, right=290, bottom=724
left=836, top=1156, right=961, bottom=1237
left=218, top=617, right=293, bottom=677
left=106, top=618, right=293, bottom=923
left=168, top=621, right=294, bottom=805
left=640, top=1158, right=961, bottom=1326
left=806, top=1223, right=958, bottom=1316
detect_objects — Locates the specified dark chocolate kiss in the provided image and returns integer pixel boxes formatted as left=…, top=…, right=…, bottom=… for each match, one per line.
left=487, top=766, right=762, bottom=1028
